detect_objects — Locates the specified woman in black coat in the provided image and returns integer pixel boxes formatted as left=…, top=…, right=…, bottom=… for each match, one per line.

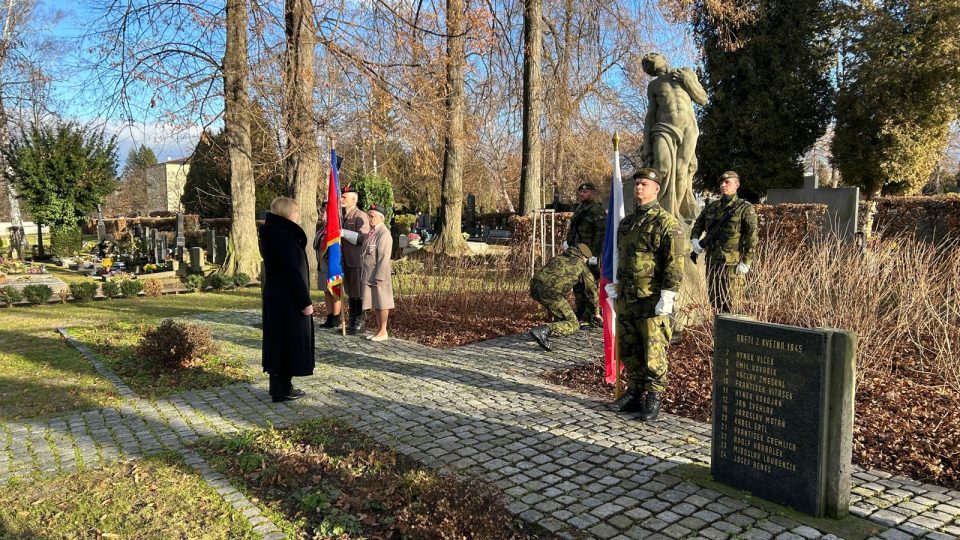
left=259, top=196, right=315, bottom=402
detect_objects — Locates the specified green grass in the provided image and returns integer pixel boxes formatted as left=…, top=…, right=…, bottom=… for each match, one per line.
left=0, top=451, right=257, bottom=539
left=0, top=289, right=262, bottom=419
left=68, top=321, right=256, bottom=398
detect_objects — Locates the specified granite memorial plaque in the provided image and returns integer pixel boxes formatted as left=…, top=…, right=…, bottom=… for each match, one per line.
left=215, top=236, right=228, bottom=266
left=175, top=213, right=186, bottom=260
left=712, top=315, right=856, bottom=518
left=205, top=230, right=216, bottom=263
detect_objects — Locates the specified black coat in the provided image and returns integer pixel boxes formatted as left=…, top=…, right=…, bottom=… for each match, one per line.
left=259, top=212, right=315, bottom=376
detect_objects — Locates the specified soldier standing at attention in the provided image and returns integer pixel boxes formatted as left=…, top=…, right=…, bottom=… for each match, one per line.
left=690, top=171, right=758, bottom=314
left=528, top=243, right=594, bottom=352
left=563, top=181, right=606, bottom=327
left=605, top=168, right=684, bottom=422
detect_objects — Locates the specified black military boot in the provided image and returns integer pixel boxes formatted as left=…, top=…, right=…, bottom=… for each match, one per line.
left=346, top=298, right=364, bottom=335
left=529, top=325, right=552, bottom=351
left=639, top=391, right=663, bottom=422
left=615, top=388, right=644, bottom=413
left=320, top=313, right=341, bottom=329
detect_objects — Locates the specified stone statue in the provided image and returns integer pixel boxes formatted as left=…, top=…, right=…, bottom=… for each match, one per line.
left=641, top=52, right=707, bottom=222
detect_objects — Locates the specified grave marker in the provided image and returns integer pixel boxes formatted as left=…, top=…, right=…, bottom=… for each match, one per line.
left=712, top=315, right=856, bottom=518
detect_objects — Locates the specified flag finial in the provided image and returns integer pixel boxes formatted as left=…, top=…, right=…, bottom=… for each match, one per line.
left=613, top=132, right=620, bottom=152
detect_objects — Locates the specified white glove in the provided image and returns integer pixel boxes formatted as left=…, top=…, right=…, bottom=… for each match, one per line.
left=604, top=283, right=617, bottom=300
left=655, top=290, right=677, bottom=316
left=691, top=238, right=704, bottom=254
left=588, top=256, right=598, bottom=266
left=561, top=241, right=569, bottom=250
left=340, top=229, right=359, bottom=245
left=736, top=262, right=750, bottom=274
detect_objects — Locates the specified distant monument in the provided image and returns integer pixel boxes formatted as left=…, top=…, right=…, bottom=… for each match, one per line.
left=641, top=52, right=707, bottom=223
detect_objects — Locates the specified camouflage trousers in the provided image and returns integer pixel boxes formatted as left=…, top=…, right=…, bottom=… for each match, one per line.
left=530, top=280, right=580, bottom=336
left=615, top=297, right=672, bottom=393
left=706, top=258, right=745, bottom=314
left=573, top=264, right=600, bottom=320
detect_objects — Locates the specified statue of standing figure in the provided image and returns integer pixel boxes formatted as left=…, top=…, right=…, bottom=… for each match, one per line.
left=641, top=52, right=707, bottom=223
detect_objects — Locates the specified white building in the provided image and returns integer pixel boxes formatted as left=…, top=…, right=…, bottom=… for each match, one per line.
left=145, top=158, right=191, bottom=213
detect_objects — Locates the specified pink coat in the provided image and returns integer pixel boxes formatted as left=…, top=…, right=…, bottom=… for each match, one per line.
left=361, top=224, right=394, bottom=310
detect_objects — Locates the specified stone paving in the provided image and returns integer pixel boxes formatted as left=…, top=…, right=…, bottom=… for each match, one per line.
left=2, top=309, right=960, bottom=539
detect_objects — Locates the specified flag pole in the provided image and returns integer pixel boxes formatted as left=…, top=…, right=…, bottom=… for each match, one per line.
left=612, top=132, right=622, bottom=401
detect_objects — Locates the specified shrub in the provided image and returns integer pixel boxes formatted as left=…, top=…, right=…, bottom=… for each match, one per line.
left=68, top=282, right=99, bottom=302
left=205, top=273, right=232, bottom=291
left=119, top=279, right=144, bottom=298
left=392, top=258, right=424, bottom=275
left=50, top=226, right=83, bottom=257
left=136, top=318, right=219, bottom=369
left=101, top=281, right=121, bottom=299
left=142, top=278, right=164, bottom=297
left=0, top=285, right=23, bottom=305
left=22, top=284, right=53, bottom=305
left=232, top=272, right=251, bottom=287
left=352, top=172, right=395, bottom=226
left=184, top=274, right=204, bottom=292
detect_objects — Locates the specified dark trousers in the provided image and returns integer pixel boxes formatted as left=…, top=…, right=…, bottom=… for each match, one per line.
left=269, top=374, right=292, bottom=398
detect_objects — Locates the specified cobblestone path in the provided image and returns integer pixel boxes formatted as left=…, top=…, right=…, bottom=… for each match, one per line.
left=2, top=309, right=959, bottom=539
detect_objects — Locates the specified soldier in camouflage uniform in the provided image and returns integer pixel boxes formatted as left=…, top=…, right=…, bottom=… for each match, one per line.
left=690, top=171, right=758, bottom=314
left=605, top=168, right=685, bottom=422
left=528, top=243, right=594, bottom=351
left=563, top=181, right=606, bottom=326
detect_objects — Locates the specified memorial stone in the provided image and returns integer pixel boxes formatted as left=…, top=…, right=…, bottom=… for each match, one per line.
left=205, top=230, right=216, bottom=263
left=712, top=315, right=856, bottom=518
left=214, top=236, right=228, bottom=266
left=175, top=213, right=186, bottom=261
left=189, top=247, right=203, bottom=274
left=465, top=193, right=477, bottom=231
left=96, top=205, right=107, bottom=242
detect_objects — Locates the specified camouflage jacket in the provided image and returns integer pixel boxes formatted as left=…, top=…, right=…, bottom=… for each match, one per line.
left=616, top=201, right=685, bottom=301
left=565, top=200, right=606, bottom=258
left=531, top=247, right=591, bottom=297
left=690, top=195, right=758, bottom=266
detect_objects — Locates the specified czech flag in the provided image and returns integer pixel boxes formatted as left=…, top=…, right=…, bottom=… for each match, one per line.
left=600, top=139, right=625, bottom=384
left=323, top=148, right=343, bottom=299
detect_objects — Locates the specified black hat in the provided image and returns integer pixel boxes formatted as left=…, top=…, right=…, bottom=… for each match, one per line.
left=342, top=186, right=357, bottom=194
left=577, top=182, right=597, bottom=192
left=633, top=168, right=662, bottom=185
left=368, top=204, right=385, bottom=217
left=718, top=171, right=740, bottom=182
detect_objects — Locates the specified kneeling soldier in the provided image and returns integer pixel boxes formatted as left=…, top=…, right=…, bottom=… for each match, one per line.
left=528, top=243, right=594, bottom=352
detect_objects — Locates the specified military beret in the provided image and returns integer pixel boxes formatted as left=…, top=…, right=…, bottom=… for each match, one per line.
left=577, top=182, right=597, bottom=192
left=571, top=243, right=593, bottom=259
left=633, top=167, right=662, bottom=185
left=718, top=171, right=740, bottom=182
left=342, top=186, right=358, bottom=194
left=368, top=204, right=385, bottom=217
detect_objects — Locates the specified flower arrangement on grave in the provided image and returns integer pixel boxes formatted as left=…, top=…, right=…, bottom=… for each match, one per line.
left=102, top=257, right=113, bottom=271
left=407, top=232, right=422, bottom=247
left=25, top=264, right=47, bottom=274
left=142, top=263, right=159, bottom=274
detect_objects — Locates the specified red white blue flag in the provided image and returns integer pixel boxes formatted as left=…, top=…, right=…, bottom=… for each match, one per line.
left=600, top=140, right=625, bottom=384
left=323, top=148, right=343, bottom=299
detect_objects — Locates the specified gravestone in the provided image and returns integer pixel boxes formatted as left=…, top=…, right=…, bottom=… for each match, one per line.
left=712, top=315, right=856, bottom=518
left=189, top=246, right=203, bottom=274
left=205, top=229, right=216, bottom=263
left=175, top=213, right=186, bottom=261
left=159, top=236, right=168, bottom=261
left=214, top=236, right=228, bottom=266
left=96, top=205, right=107, bottom=242
left=465, top=193, right=477, bottom=232
left=766, top=173, right=860, bottom=241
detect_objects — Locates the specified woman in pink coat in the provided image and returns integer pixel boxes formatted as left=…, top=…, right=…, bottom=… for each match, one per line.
left=360, top=205, right=394, bottom=341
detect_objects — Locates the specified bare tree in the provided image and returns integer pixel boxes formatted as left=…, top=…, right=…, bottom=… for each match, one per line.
left=519, top=0, right=543, bottom=215
left=222, top=0, right=259, bottom=277
left=283, top=0, right=321, bottom=285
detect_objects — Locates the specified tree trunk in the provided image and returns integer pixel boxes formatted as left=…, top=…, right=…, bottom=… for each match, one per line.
left=519, top=0, right=543, bottom=215
left=222, top=0, right=260, bottom=278
left=284, top=0, right=321, bottom=287
left=35, top=222, right=43, bottom=257
left=431, top=0, right=471, bottom=257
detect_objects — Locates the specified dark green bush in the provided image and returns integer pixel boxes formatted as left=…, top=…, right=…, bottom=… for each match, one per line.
left=184, top=274, right=204, bottom=292
left=232, top=272, right=251, bottom=287
left=22, top=284, right=53, bottom=305
left=120, top=279, right=144, bottom=298
left=50, top=226, right=83, bottom=257
left=101, top=281, right=121, bottom=298
left=68, top=282, right=99, bottom=302
left=205, top=273, right=232, bottom=291
left=0, top=285, right=23, bottom=305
